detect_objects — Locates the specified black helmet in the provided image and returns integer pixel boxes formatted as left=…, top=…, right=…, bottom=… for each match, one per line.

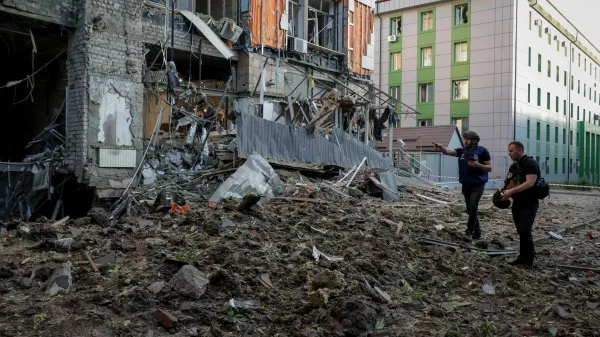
left=492, top=191, right=511, bottom=209
left=463, top=130, right=480, bottom=142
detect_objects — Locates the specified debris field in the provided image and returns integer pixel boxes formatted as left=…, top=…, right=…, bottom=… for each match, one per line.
left=1, top=168, right=600, bottom=337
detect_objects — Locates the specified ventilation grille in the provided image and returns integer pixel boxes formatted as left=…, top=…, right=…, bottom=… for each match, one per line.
left=99, top=147, right=137, bottom=168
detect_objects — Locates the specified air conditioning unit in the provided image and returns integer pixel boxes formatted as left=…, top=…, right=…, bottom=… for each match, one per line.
left=289, top=37, right=308, bottom=53
left=553, top=35, right=558, bottom=41
left=562, top=41, right=566, bottom=47
left=534, top=19, right=541, bottom=26
left=219, top=20, right=243, bottom=43
left=594, top=114, right=600, bottom=121
left=388, top=35, right=397, bottom=42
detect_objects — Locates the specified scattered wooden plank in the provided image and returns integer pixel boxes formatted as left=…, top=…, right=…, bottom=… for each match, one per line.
left=415, top=194, right=449, bottom=206
left=84, top=251, right=100, bottom=274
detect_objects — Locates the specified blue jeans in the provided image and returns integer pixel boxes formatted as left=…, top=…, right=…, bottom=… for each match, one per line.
left=462, top=184, right=485, bottom=234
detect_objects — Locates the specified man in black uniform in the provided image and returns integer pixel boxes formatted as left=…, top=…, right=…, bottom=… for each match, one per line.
left=434, top=130, right=492, bottom=241
left=499, top=141, right=540, bottom=267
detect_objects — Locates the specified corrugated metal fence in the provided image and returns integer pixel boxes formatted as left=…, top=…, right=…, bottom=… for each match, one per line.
left=236, top=113, right=393, bottom=169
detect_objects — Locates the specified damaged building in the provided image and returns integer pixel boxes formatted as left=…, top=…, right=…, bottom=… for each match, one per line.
left=0, top=0, right=414, bottom=220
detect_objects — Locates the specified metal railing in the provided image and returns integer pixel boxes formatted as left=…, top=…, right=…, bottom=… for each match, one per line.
left=392, top=148, right=436, bottom=180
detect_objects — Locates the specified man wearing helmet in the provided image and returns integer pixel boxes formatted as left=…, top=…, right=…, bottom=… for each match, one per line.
left=433, top=130, right=492, bottom=241
left=498, top=141, right=540, bottom=268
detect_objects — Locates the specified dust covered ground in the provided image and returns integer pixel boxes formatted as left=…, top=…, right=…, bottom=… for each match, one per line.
left=1, top=177, right=600, bottom=337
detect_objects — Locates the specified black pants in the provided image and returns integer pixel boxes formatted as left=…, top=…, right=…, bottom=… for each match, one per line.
left=461, top=184, right=485, bottom=234
left=512, top=200, right=540, bottom=263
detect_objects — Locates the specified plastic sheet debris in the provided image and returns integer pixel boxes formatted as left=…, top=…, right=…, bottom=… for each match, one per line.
left=312, top=246, right=343, bottom=262
left=229, top=299, right=260, bottom=310
left=209, top=152, right=284, bottom=206
left=548, top=231, right=563, bottom=240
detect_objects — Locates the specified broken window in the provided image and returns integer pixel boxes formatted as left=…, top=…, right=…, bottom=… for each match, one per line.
left=455, top=4, right=468, bottom=25
left=418, top=119, right=433, bottom=127
left=419, top=83, right=433, bottom=103
left=391, top=17, right=402, bottom=36
left=452, top=118, right=469, bottom=136
left=453, top=80, right=469, bottom=100
left=421, top=47, right=432, bottom=67
left=422, top=11, right=433, bottom=31
left=307, top=0, right=335, bottom=49
left=454, top=42, right=467, bottom=62
left=391, top=52, right=402, bottom=71
left=288, top=0, right=301, bottom=38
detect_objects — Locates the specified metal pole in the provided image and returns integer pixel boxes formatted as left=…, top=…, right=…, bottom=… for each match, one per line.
left=171, top=0, right=175, bottom=61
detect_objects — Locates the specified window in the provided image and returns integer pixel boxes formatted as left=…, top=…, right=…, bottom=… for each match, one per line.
left=578, top=53, right=581, bottom=66
left=577, top=106, right=580, bottom=120
left=453, top=80, right=469, bottom=100
left=528, top=84, right=531, bottom=103
left=419, top=83, right=433, bottom=102
left=570, top=103, right=573, bottom=118
left=562, top=158, right=566, bottom=174
left=422, top=11, right=433, bottom=31
left=555, top=96, right=559, bottom=113
left=585, top=58, right=587, bottom=71
left=578, top=79, right=580, bottom=94
left=390, top=86, right=401, bottom=102
left=570, top=130, right=573, bottom=145
left=546, top=124, right=550, bottom=142
left=570, top=159, right=573, bottom=173
left=529, top=11, right=532, bottom=30
left=455, top=42, right=468, bottom=62
left=536, top=122, right=541, bottom=141
left=548, top=60, right=551, bottom=77
left=571, top=76, right=574, bottom=90
left=527, top=119, right=531, bottom=139
left=391, top=17, right=402, bottom=36
left=418, top=119, right=432, bottom=127
left=528, top=47, right=531, bottom=67
left=546, top=157, right=550, bottom=175
left=455, top=4, right=468, bottom=25
left=421, top=47, right=433, bottom=67
left=556, top=66, right=559, bottom=82
left=584, top=84, right=587, bottom=97
left=537, top=88, right=541, bottom=106
left=547, top=92, right=550, bottom=109
left=564, top=99, right=566, bottom=115
left=452, top=117, right=469, bottom=135
left=563, top=128, right=566, bottom=144
left=391, top=52, right=402, bottom=71
left=555, top=126, right=558, bottom=143
left=538, top=54, right=542, bottom=72
left=564, top=71, right=567, bottom=86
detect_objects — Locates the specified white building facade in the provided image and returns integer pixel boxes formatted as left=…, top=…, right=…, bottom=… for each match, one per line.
left=374, top=0, right=600, bottom=183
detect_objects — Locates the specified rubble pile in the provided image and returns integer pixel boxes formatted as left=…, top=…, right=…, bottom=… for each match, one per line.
left=1, top=162, right=600, bottom=336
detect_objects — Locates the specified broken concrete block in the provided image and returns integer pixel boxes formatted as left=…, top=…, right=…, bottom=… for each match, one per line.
left=47, top=266, right=72, bottom=296
left=220, top=219, right=235, bottom=228
left=169, top=265, right=209, bottom=299
left=88, top=208, right=109, bottom=226
left=155, top=308, right=178, bottom=328
left=147, top=281, right=165, bottom=294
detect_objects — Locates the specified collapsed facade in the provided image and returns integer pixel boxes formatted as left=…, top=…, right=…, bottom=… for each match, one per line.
left=0, top=0, right=414, bottom=219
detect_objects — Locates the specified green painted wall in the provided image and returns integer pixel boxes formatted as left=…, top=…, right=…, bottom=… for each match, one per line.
left=388, top=15, right=403, bottom=112
left=416, top=7, right=436, bottom=126
left=450, top=1, right=471, bottom=120
left=577, top=122, right=600, bottom=183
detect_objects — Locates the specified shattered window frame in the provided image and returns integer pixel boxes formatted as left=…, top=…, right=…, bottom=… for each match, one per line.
left=453, top=80, right=469, bottom=100
left=288, top=0, right=301, bottom=38
left=454, top=4, right=468, bottom=26
left=419, top=83, right=433, bottom=103
left=391, top=16, right=402, bottom=36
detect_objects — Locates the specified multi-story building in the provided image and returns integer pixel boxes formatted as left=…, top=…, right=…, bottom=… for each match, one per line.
left=374, top=0, right=600, bottom=183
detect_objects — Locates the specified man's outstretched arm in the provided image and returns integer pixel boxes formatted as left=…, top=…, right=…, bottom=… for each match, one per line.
left=433, top=143, right=457, bottom=156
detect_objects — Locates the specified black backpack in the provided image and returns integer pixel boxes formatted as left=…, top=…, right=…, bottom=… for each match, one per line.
left=514, top=156, right=550, bottom=200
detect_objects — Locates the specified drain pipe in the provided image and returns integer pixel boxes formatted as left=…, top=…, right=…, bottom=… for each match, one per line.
left=512, top=0, right=518, bottom=147
left=376, top=4, right=389, bottom=155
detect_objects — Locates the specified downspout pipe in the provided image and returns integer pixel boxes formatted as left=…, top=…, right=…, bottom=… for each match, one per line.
left=513, top=0, right=518, bottom=146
